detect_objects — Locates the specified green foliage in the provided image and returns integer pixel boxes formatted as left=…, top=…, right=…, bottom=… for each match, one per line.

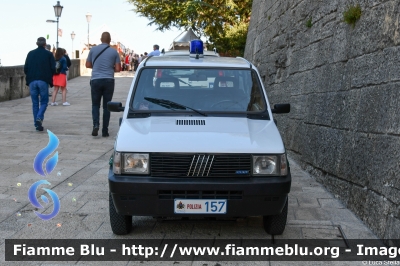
left=268, top=15, right=271, bottom=20
left=306, top=17, right=312, bottom=28
left=343, top=4, right=362, bottom=27
left=127, top=0, right=252, bottom=56
left=215, top=22, right=249, bottom=57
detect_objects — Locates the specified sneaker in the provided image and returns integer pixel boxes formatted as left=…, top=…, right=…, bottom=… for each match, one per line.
left=50, top=102, right=58, bottom=106
left=63, top=102, right=70, bottom=106
left=35, top=119, right=44, bottom=132
left=102, top=132, right=109, bottom=137
left=92, top=126, right=99, bottom=136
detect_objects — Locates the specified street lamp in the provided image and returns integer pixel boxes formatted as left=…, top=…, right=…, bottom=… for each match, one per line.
left=86, top=12, right=92, bottom=50
left=71, top=31, right=76, bottom=59
left=46, top=1, right=63, bottom=49
left=53, top=1, right=63, bottom=49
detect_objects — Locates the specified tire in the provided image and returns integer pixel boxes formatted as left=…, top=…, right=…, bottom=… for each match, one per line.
left=109, top=192, right=132, bottom=235
left=263, top=197, right=288, bottom=235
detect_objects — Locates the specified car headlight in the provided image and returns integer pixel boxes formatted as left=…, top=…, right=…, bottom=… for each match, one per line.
left=122, top=153, right=149, bottom=174
left=253, top=154, right=287, bottom=176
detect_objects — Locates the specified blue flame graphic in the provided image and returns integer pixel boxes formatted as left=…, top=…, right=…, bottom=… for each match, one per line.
left=33, top=130, right=59, bottom=176
left=28, top=180, right=60, bottom=220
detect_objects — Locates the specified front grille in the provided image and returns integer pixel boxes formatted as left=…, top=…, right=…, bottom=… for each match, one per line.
left=159, top=190, right=243, bottom=200
left=151, top=153, right=251, bottom=177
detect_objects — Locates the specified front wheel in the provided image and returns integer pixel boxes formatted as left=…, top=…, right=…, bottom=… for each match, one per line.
left=263, top=197, right=288, bottom=235
left=109, top=192, right=132, bottom=235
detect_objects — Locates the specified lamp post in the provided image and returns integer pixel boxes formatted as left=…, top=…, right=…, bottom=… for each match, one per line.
left=53, top=1, right=63, bottom=49
left=71, top=31, right=76, bottom=59
left=46, top=1, right=63, bottom=49
left=86, top=12, right=92, bottom=50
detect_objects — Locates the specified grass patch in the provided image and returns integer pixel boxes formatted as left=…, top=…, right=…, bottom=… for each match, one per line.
left=306, top=17, right=312, bottom=28
left=343, top=4, right=362, bottom=27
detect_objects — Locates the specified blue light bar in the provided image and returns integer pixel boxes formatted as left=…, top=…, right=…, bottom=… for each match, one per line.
left=189, top=39, right=204, bottom=58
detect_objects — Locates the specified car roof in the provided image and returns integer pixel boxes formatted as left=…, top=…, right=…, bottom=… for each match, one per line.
left=161, top=50, right=219, bottom=57
left=143, top=56, right=252, bottom=68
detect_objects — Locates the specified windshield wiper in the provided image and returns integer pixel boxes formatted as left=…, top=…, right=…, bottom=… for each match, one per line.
left=144, top=97, right=207, bottom=117
left=177, top=78, right=192, bottom=87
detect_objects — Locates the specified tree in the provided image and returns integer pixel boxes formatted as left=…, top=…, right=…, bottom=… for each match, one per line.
left=127, top=0, right=252, bottom=56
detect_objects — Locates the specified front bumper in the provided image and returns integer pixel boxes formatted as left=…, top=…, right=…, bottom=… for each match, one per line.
left=109, top=168, right=291, bottom=217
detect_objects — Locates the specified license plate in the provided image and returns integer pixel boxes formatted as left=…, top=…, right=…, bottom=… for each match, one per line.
left=174, top=199, right=227, bottom=214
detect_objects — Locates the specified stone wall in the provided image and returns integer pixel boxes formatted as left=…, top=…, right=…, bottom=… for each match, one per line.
left=0, top=66, right=28, bottom=102
left=0, top=59, right=81, bottom=102
left=245, top=0, right=400, bottom=241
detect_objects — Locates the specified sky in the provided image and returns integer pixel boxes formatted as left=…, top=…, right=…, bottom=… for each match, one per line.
left=0, top=0, right=184, bottom=66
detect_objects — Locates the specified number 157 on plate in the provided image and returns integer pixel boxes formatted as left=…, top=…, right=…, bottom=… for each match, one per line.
left=174, top=199, right=227, bottom=214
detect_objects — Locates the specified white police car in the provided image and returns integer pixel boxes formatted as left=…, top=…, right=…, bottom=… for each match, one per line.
left=107, top=40, right=291, bottom=235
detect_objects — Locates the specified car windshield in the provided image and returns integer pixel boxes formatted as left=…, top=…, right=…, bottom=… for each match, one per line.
left=131, top=68, right=266, bottom=113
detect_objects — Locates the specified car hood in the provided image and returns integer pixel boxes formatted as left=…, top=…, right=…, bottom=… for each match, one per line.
left=115, top=116, right=285, bottom=154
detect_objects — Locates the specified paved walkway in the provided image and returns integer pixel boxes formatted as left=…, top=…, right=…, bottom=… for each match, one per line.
left=0, top=73, right=377, bottom=265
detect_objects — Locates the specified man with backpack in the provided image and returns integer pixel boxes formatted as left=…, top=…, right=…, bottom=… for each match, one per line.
left=85, top=32, right=121, bottom=137
left=24, top=37, right=55, bottom=131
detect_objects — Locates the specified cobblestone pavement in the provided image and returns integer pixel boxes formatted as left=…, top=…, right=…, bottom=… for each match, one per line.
left=0, top=72, right=377, bottom=265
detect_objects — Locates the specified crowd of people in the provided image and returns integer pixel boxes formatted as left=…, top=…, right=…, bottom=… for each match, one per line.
left=120, top=44, right=161, bottom=71
left=24, top=34, right=160, bottom=135
left=121, top=52, right=146, bottom=71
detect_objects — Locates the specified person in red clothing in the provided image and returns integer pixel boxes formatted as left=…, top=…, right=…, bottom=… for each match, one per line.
left=50, top=48, right=70, bottom=106
left=125, top=54, right=130, bottom=71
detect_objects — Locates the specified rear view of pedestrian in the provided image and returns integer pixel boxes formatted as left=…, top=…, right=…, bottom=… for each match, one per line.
left=50, top=48, right=70, bottom=106
left=85, top=32, right=121, bottom=137
left=24, top=37, right=55, bottom=131
left=63, top=49, right=72, bottom=92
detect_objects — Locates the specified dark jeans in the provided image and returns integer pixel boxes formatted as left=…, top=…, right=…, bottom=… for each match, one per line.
left=91, top=78, right=115, bottom=132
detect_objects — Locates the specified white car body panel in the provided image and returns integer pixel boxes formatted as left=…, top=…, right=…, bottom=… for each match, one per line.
left=115, top=117, right=285, bottom=154
left=161, top=50, right=220, bottom=57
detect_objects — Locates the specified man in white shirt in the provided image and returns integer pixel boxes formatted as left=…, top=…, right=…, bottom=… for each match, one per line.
left=148, top=44, right=161, bottom=56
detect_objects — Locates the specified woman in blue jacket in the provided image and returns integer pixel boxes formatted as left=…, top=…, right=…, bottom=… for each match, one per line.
left=50, top=48, right=70, bottom=106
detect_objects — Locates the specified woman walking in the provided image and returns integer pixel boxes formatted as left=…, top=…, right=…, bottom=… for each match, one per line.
left=50, top=48, right=70, bottom=106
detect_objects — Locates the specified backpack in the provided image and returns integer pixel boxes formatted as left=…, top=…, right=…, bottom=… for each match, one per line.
left=55, top=60, right=61, bottom=74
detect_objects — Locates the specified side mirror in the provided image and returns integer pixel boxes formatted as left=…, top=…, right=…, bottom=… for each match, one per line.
left=108, top=102, right=124, bottom=112
left=271, top=103, right=290, bottom=114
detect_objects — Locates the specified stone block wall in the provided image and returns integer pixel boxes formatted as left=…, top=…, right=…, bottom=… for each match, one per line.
left=0, top=59, right=81, bottom=102
left=245, top=0, right=400, bottom=241
left=68, top=59, right=81, bottom=80
left=0, top=66, right=28, bottom=102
